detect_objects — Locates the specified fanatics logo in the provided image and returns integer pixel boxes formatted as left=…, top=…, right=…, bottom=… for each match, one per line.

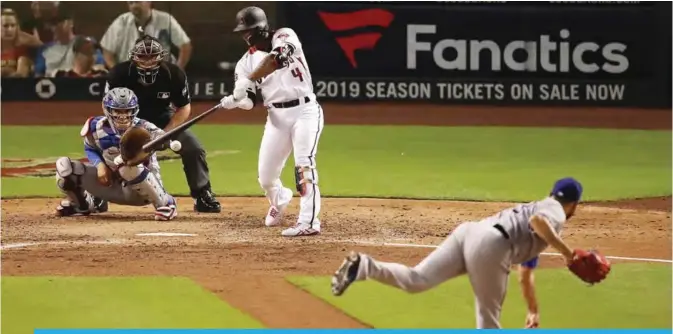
left=317, top=8, right=394, bottom=68
left=157, top=92, right=170, bottom=99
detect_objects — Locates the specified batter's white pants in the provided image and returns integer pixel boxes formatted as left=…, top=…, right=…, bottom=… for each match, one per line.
left=257, top=100, right=324, bottom=228
left=356, top=222, right=514, bottom=329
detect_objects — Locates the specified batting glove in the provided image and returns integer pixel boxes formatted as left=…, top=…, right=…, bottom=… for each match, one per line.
left=219, top=95, right=238, bottom=110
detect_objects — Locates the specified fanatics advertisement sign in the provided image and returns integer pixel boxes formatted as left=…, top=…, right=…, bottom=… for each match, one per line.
left=282, top=2, right=671, bottom=107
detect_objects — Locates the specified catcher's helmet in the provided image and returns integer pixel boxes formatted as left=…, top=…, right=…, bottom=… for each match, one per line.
left=102, top=87, right=139, bottom=134
left=129, top=35, right=168, bottom=85
left=233, top=6, right=270, bottom=47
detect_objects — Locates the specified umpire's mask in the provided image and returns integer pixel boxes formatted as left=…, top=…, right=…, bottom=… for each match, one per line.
left=129, top=36, right=167, bottom=85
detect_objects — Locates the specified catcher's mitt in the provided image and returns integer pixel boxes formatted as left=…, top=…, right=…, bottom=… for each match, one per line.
left=119, top=126, right=152, bottom=165
left=567, top=249, right=611, bottom=285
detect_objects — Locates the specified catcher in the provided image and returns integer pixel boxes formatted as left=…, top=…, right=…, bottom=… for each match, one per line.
left=332, top=177, right=611, bottom=329
left=55, top=87, right=181, bottom=221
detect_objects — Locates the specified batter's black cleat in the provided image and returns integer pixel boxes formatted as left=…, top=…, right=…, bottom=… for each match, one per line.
left=331, top=251, right=361, bottom=296
left=93, top=197, right=109, bottom=213
left=194, top=188, right=221, bottom=213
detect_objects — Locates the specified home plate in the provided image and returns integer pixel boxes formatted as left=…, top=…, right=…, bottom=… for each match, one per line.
left=136, top=232, right=197, bottom=237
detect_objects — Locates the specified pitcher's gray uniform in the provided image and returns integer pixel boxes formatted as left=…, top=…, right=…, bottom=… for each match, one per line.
left=332, top=178, right=583, bottom=329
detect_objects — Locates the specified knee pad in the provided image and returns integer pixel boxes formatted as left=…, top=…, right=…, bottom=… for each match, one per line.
left=294, top=165, right=318, bottom=196
left=55, top=157, right=90, bottom=209
left=118, top=165, right=146, bottom=183
left=55, top=157, right=85, bottom=191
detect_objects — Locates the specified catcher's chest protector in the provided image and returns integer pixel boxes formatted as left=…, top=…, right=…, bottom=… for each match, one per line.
left=82, top=116, right=125, bottom=171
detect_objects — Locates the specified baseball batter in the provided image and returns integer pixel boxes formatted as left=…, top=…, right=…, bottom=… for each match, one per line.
left=55, top=87, right=178, bottom=221
left=219, top=7, right=324, bottom=237
left=332, top=178, right=610, bottom=328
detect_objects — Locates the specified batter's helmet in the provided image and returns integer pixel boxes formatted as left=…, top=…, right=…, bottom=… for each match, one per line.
left=233, top=6, right=270, bottom=47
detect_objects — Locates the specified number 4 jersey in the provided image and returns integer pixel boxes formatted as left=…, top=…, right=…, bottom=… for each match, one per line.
left=234, top=28, right=315, bottom=106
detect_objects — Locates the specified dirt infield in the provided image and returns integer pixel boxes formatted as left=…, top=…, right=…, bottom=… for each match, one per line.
left=2, top=102, right=671, bottom=328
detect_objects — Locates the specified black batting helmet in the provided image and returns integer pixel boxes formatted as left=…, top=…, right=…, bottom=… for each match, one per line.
left=233, top=6, right=270, bottom=47
left=129, top=35, right=168, bottom=85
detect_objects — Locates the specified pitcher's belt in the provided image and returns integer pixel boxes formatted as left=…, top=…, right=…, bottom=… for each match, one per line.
left=493, top=224, right=510, bottom=239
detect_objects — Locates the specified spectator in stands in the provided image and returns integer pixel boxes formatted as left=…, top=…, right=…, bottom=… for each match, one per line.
left=100, top=1, right=192, bottom=70
left=1, top=9, right=32, bottom=77
left=33, top=12, right=105, bottom=77
left=52, top=36, right=108, bottom=78
left=22, top=1, right=60, bottom=43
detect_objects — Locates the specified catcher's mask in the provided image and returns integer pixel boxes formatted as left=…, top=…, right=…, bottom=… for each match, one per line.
left=129, top=35, right=168, bottom=85
left=233, top=6, right=270, bottom=49
left=103, top=87, right=140, bottom=134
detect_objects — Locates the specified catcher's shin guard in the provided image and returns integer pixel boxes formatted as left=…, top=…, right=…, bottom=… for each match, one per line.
left=294, top=165, right=317, bottom=197
left=118, top=164, right=174, bottom=209
left=55, top=157, right=94, bottom=211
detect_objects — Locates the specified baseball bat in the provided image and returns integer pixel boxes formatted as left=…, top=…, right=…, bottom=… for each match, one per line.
left=142, top=104, right=220, bottom=153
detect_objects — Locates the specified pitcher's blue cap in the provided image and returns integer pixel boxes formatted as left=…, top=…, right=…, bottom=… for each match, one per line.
left=551, top=177, right=583, bottom=202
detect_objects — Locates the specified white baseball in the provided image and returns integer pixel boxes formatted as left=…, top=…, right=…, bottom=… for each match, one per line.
left=170, top=140, right=182, bottom=152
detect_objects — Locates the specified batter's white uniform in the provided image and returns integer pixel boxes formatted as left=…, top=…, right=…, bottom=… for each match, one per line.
left=232, top=28, right=324, bottom=236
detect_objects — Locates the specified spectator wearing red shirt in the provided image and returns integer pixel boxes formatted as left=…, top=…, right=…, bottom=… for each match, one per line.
left=1, top=9, right=32, bottom=77
left=52, top=36, right=108, bottom=78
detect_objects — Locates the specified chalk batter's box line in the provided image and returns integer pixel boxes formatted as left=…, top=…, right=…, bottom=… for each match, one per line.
left=353, top=241, right=673, bottom=264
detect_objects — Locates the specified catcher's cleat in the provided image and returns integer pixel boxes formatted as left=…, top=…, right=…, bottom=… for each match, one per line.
left=331, top=251, right=361, bottom=296
left=194, top=188, right=221, bottom=213
left=155, top=205, right=178, bottom=221
left=155, top=196, right=178, bottom=221
left=93, top=197, right=109, bottom=213
left=265, top=187, right=293, bottom=227
left=55, top=200, right=93, bottom=217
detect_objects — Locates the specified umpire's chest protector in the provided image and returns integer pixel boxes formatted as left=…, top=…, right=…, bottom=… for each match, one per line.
left=126, top=67, right=177, bottom=119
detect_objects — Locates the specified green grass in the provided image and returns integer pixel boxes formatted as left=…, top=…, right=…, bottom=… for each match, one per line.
left=288, top=263, right=672, bottom=329
left=1, top=277, right=264, bottom=333
left=2, top=125, right=670, bottom=201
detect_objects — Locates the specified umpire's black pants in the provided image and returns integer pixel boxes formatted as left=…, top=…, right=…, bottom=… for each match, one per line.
left=172, top=129, right=212, bottom=198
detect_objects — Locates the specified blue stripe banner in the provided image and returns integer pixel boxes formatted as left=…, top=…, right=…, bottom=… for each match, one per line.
left=33, top=330, right=673, bottom=334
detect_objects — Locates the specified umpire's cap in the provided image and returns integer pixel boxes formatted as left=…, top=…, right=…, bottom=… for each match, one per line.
left=550, top=177, right=583, bottom=202
left=233, top=6, right=268, bottom=32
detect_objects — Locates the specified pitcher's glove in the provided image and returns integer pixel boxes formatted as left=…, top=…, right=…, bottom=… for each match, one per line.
left=567, top=249, right=611, bottom=285
left=120, top=126, right=153, bottom=166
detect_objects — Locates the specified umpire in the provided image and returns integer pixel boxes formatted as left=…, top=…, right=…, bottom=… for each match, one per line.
left=105, top=35, right=221, bottom=213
